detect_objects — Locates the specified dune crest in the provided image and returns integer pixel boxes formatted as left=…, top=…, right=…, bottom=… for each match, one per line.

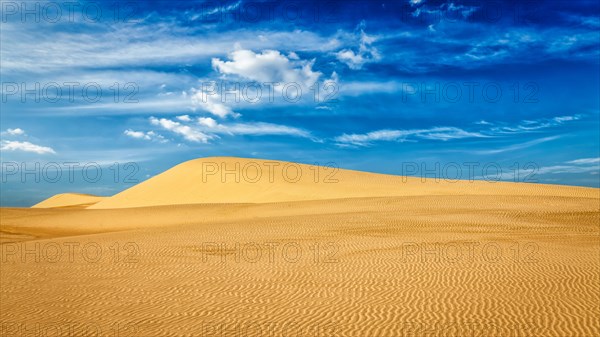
left=32, top=193, right=106, bottom=209
left=80, top=157, right=597, bottom=209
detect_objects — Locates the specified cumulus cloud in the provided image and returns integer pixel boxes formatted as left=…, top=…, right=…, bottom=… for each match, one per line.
left=5, top=128, right=25, bottom=136
left=176, top=115, right=192, bottom=122
left=1, top=140, right=55, bottom=154
left=124, top=129, right=150, bottom=140
left=124, top=129, right=167, bottom=143
left=212, top=49, right=322, bottom=87
left=189, top=49, right=334, bottom=117
left=198, top=117, right=218, bottom=128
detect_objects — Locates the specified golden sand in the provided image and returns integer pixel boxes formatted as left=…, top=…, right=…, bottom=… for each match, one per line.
left=1, top=157, right=599, bottom=337
left=32, top=193, right=107, bottom=209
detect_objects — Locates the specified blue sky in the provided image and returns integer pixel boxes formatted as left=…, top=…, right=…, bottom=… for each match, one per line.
left=1, top=0, right=599, bottom=206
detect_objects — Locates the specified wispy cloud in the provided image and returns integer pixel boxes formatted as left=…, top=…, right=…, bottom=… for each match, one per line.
left=336, top=21, right=381, bottom=70
left=149, top=117, right=213, bottom=143
left=476, top=157, right=600, bottom=181
left=335, top=115, right=580, bottom=148
left=489, top=115, right=581, bottom=134
left=335, top=127, right=487, bottom=147
left=473, top=136, right=560, bottom=155
left=0, top=140, right=56, bottom=154
left=567, top=157, right=600, bottom=165
left=1, top=21, right=336, bottom=74
left=199, top=0, right=242, bottom=17
left=537, top=164, right=599, bottom=175
left=197, top=117, right=313, bottom=138
left=146, top=116, right=313, bottom=143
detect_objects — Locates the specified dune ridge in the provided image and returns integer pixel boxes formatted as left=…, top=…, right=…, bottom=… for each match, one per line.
left=75, top=157, right=599, bottom=209
left=32, top=193, right=106, bottom=209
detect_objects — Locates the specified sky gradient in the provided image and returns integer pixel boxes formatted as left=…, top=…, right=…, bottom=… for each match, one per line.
left=1, top=0, right=599, bottom=206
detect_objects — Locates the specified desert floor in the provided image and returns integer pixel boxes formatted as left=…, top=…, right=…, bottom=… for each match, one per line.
left=1, top=159, right=599, bottom=337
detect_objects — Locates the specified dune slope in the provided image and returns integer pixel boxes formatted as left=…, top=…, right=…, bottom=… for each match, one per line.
left=2, top=195, right=599, bottom=337
left=86, top=157, right=598, bottom=209
left=32, top=193, right=106, bottom=209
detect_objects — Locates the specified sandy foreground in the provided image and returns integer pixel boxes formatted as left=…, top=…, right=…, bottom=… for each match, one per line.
left=1, top=157, right=599, bottom=337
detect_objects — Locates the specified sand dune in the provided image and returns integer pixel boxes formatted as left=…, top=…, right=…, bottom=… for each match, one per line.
left=32, top=193, right=106, bottom=209
left=2, top=157, right=599, bottom=337
left=85, top=157, right=598, bottom=209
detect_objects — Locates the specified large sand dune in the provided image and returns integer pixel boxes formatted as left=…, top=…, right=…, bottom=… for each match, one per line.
left=1, top=157, right=599, bottom=337
left=81, top=157, right=598, bottom=209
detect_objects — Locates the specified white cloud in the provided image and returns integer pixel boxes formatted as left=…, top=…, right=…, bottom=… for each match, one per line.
left=338, top=80, right=401, bottom=96
left=335, top=114, right=580, bottom=148
left=336, top=23, right=381, bottom=70
left=476, top=157, right=600, bottom=181
left=2, top=20, right=337, bottom=74
left=552, top=116, right=578, bottom=123
left=123, top=129, right=167, bottom=143
left=124, top=129, right=151, bottom=140
left=190, top=88, right=239, bottom=118
left=198, top=117, right=218, bottom=128
left=147, top=116, right=312, bottom=143
left=473, top=136, right=560, bottom=155
left=1, top=140, right=55, bottom=154
left=197, top=117, right=312, bottom=138
left=335, top=127, right=486, bottom=147
left=567, top=157, right=600, bottom=165
left=212, top=49, right=322, bottom=87
left=190, top=49, right=334, bottom=117
left=419, top=128, right=487, bottom=141
left=199, top=0, right=241, bottom=17
left=176, top=115, right=192, bottom=122
left=490, top=115, right=580, bottom=134
left=149, top=117, right=213, bottom=143
left=536, top=165, right=600, bottom=175
left=335, top=130, right=404, bottom=146
left=412, top=3, right=479, bottom=22
left=5, top=128, right=25, bottom=136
